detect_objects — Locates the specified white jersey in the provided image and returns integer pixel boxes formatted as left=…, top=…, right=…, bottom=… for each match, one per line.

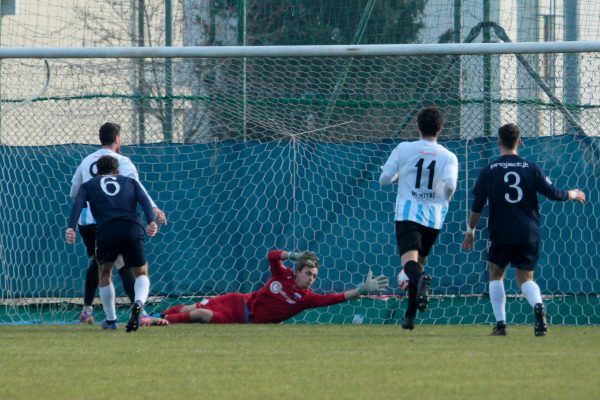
left=70, top=148, right=157, bottom=225
left=381, top=139, right=458, bottom=229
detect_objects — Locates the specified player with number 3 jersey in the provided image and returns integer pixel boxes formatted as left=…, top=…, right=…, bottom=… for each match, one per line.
left=462, top=123, right=585, bottom=337
left=380, top=107, right=459, bottom=330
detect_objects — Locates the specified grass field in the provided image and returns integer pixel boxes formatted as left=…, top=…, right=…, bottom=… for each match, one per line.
left=1, top=324, right=599, bottom=400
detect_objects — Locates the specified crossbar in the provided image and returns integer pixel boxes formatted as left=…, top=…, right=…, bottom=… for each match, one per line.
left=1, top=41, right=600, bottom=59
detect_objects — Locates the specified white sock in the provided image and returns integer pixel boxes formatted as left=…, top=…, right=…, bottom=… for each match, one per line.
left=99, top=284, right=116, bottom=321
left=489, top=280, right=506, bottom=323
left=134, top=275, right=150, bottom=305
left=521, top=280, right=543, bottom=307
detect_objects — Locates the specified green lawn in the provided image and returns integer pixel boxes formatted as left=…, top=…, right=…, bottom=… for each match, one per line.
left=0, top=324, right=598, bottom=400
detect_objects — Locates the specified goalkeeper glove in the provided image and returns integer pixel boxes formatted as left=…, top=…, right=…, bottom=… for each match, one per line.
left=288, top=250, right=318, bottom=267
left=357, top=271, right=389, bottom=295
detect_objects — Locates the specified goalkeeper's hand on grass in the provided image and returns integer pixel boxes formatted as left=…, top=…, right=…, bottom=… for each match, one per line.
left=358, top=271, right=389, bottom=294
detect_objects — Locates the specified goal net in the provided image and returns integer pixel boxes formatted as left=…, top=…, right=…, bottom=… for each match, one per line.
left=0, top=43, right=599, bottom=325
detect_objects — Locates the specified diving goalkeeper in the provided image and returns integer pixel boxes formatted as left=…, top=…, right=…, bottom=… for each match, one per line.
left=160, top=250, right=389, bottom=324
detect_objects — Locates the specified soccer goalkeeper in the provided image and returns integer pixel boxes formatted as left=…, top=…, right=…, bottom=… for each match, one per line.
left=160, top=250, right=389, bottom=324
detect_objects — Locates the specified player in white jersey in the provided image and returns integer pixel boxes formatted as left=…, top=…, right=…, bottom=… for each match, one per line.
left=380, top=107, right=459, bottom=330
left=70, top=122, right=167, bottom=326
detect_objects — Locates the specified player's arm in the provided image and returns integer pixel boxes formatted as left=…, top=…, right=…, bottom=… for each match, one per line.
left=343, top=271, right=389, bottom=300
left=379, top=147, right=401, bottom=186
left=121, top=157, right=167, bottom=224
left=133, top=179, right=158, bottom=237
left=307, top=271, right=389, bottom=307
left=65, top=185, right=88, bottom=244
left=535, top=167, right=585, bottom=203
left=267, top=250, right=289, bottom=276
left=462, top=211, right=482, bottom=251
left=462, top=169, right=487, bottom=251
left=69, top=165, right=83, bottom=199
left=442, top=153, right=459, bottom=201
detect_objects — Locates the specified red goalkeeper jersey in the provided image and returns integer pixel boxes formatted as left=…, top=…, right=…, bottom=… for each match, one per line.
left=246, top=250, right=346, bottom=323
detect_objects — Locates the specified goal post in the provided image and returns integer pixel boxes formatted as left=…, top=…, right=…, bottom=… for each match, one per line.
left=0, top=42, right=599, bottom=325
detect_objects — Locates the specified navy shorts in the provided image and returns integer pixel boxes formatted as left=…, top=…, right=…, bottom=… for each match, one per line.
left=78, top=224, right=97, bottom=257
left=488, top=241, right=540, bottom=271
left=96, top=222, right=147, bottom=268
left=395, top=220, right=440, bottom=258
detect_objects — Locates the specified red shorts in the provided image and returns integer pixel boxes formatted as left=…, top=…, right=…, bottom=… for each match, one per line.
left=195, top=292, right=249, bottom=324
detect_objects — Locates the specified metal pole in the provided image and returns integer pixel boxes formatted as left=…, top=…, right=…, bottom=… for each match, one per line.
left=453, top=0, right=462, bottom=137
left=483, top=0, right=492, bottom=136
left=165, top=0, right=173, bottom=143
left=237, top=0, right=247, bottom=142
left=564, top=0, right=580, bottom=134
left=0, top=5, right=3, bottom=145
left=130, top=0, right=137, bottom=144
left=137, top=0, right=146, bottom=144
left=453, top=0, right=461, bottom=44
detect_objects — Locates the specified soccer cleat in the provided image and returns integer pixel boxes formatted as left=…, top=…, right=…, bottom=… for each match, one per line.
left=534, top=303, right=547, bottom=337
left=126, top=300, right=143, bottom=333
left=490, top=322, right=507, bottom=336
left=79, top=309, right=95, bottom=325
left=416, top=273, right=432, bottom=312
left=139, top=315, right=169, bottom=327
left=101, top=319, right=119, bottom=330
left=401, top=316, right=415, bottom=330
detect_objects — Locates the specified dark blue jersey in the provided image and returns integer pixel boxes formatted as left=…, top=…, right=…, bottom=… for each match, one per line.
left=68, top=175, right=155, bottom=231
left=471, top=154, right=569, bottom=244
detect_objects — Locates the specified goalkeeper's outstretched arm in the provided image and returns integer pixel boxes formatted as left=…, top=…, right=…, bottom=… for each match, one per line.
left=344, top=271, right=389, bottom=300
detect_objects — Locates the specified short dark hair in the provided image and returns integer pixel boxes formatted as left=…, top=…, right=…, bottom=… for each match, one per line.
left=296, top=261, right=319, bottom=272
left=99, top=122, right=121, bottom=146
left=498, top=123, right=520, bottom=149
left=96, top=155, right=119, bottom=175
left=417, top=107, right=443, bottom=137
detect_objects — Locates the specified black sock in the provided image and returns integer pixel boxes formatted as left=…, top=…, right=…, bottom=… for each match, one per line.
left=119, top=268, right=136, bottom=304
left=403, top=260, right=422, bottom=286
left=83, top=259, right=99, bottom=306
left=405, top=282, right=418, bottom=318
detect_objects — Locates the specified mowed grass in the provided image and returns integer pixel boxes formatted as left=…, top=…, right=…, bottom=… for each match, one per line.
left=0, top=324, right=599, bottom=400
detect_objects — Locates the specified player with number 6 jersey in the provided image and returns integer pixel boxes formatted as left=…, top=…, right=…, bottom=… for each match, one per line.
left=462, top=123, right=586, bottom=337
left=66, top=155, right=158, bottom=332
left=380, top=107, right=459, bottom=330
left=70, top=122, right=167, bottom=327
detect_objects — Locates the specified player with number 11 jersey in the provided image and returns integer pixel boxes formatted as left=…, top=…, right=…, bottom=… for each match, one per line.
left=382, top=133, right=458, bottom=230
left=380, top=107, right=458, bottom=331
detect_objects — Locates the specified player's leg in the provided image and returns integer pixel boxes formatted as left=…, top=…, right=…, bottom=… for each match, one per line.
left=117, top=223, right=151, bottom=332
left=114, top=255, right=136, bottom=304
left=162, top=299, right=215, bottom=323
left=98, top=261, right=119, bottom=330
left=487, top=241, right=511, bottom=336
left=161, top=304, right=188, bottom=316
left=165, top=308, right=214, bottom=323
left=96, top=224, right=126, bottom=330
left=164, top=293, right=247, bottom=324
left=514, top=242, right=546, bottom=336
left=412, top=225, right=439, bottom=313
left=114, top=256, right=166, bottom=326
left=488, top=261, right=508, bottom=336
left=78, top=224, right=98, bottom=324
left=125, top=264, right=148, bottom=333
left=395, top=221, right=437, bottom=329
left=398, top=253, right=425, bottom=330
